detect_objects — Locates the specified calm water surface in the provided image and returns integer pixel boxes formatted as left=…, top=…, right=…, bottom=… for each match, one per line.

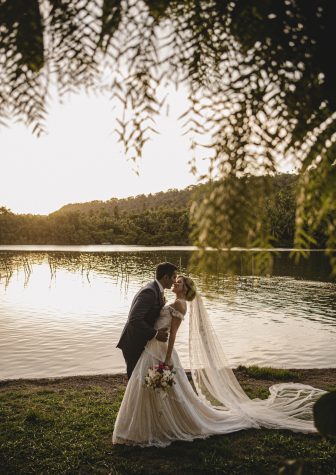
left=0, top=246, right=335, bottom=379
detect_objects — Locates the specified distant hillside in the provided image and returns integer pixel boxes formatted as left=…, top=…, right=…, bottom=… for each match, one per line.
left=53, top=187, right=196, bottom=217
left=0, top=174, right=327, bottom=247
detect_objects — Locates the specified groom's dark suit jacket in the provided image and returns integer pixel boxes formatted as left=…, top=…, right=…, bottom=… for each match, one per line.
left=116, top=280, right=164, bottom=368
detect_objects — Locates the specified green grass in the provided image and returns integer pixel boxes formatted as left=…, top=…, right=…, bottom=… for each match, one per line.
left=0, top=380, right=335, bottom=475
left=237, top=365, right=301, bottom=381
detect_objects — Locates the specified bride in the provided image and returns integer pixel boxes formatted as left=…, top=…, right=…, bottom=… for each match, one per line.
left=112, top=275, right=325, bottom=447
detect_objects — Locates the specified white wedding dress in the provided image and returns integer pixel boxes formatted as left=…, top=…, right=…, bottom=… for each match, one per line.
left=112, top=295, right=325, bottom=448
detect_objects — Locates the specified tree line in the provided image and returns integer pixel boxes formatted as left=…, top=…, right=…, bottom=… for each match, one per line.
left=0, top=175, right=328, bottom=247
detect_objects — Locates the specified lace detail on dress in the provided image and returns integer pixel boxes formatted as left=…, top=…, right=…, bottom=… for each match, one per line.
left=168, top=306, right=184, bottom=320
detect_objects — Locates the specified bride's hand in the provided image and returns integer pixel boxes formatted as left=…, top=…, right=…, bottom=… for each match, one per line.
left=156, top=327, right=169, bottom=342
left=164, top=359, right=174, bottom=370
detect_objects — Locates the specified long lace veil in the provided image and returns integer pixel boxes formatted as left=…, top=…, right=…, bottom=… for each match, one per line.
left=189, top=293, right=326, bottom=432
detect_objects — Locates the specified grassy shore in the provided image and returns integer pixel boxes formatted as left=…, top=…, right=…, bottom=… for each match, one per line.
left=1, top=367, right=336, bottom=475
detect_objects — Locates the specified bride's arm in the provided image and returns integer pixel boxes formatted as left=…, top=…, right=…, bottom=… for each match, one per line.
left=164, top=317, right=181, bottom=367
left=164, top=300, right=185, bottom=367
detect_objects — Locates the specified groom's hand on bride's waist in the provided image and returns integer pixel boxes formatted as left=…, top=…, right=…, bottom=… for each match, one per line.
left=156, top=327, right=168, bottom=342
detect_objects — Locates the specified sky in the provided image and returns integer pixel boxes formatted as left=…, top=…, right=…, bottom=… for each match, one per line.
left=1, top=88, right=210, bottom=215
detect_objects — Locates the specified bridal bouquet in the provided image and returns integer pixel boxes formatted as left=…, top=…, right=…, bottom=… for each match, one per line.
left=144, top=362, right=176, bottom=393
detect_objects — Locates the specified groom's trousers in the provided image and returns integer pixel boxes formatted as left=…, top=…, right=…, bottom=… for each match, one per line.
left=122, top=348, right=141, bottom=380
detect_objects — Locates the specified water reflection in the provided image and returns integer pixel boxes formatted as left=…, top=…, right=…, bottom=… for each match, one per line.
left=0, top=247, right=335, bottom=380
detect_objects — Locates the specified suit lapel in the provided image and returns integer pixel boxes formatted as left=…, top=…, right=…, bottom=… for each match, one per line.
left=153, top=280, right=164, bottom=307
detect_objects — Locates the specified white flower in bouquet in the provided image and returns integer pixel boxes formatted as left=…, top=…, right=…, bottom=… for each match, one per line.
left=144, top=361, right=176, bottom=393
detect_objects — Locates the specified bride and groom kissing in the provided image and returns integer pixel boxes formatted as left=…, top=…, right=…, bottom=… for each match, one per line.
left=113, top=262, right=324, bottom=448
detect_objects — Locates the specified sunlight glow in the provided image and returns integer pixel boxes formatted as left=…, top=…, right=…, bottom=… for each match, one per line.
left=1, top=88, right=210, bottom=215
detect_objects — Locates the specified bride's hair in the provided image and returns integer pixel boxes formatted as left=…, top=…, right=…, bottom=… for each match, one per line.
left=179, top=275, right=197, bottom=301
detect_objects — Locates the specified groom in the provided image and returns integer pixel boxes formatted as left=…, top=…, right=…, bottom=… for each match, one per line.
left=117, top=262, right=178, bottom=379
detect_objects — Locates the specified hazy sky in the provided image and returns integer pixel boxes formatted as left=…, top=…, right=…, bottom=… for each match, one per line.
left=1, top=88, right=209, bottom=215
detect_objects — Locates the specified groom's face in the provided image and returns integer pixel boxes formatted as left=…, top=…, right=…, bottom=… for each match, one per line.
left=163, top=271, right=177, bottom=289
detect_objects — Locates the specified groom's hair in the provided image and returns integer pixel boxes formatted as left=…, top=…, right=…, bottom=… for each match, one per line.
left=156, top=262, right=178, bottom=280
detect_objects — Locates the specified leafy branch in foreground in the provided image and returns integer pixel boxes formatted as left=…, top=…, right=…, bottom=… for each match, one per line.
left=0, top=0, right=335, bottom=273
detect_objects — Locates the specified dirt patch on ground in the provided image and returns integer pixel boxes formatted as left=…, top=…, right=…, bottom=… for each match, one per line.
left=0, top=373, right=128, bottom=397
left=1, top=368, right=335, bottom=394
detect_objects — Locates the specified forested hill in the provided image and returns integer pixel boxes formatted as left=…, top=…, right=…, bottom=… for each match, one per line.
left=54, top=187, right=195, bottom=217
left=0, top=186, right=197, bottom=246
left=0, top=174, right=327, bottom=247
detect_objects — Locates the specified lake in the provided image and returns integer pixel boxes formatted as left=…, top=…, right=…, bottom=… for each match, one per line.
left=0, top=245, right=335, bottom=380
